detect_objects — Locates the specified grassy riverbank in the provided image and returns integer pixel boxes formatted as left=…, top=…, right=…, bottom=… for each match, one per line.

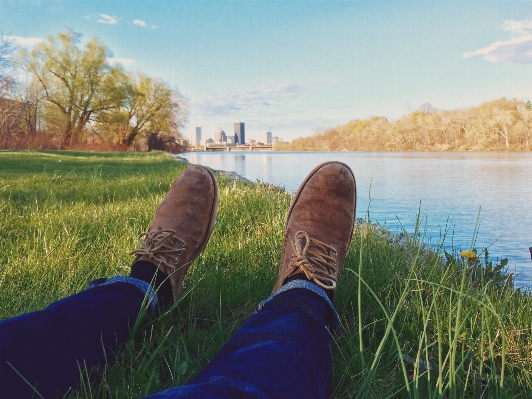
left=1, top=150, right=532, bottom=398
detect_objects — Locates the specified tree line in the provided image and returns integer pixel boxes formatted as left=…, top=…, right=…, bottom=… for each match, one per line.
left=0, top=29, right=188, bottom=151
left=279, top=99, right=532, bottom=152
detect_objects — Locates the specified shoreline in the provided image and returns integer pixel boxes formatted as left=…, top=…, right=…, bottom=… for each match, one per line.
left=172, top=154, right=254, bottom=184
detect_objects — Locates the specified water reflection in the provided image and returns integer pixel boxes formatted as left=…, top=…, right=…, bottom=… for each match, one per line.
left=261, top=154, right=273, bottom=183
left=235, top=155, right=246, bottom=178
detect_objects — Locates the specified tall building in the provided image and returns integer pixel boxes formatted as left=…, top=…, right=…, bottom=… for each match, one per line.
left=234, top=122, right=245, bottom=145
left=215, top=128, right=227, bottom=143
left=190, top=127, right=201, bottom=146
left=262, top=131, right=272, bottom=145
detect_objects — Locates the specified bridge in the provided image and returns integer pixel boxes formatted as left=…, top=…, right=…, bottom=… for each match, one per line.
left=188, top=144, right=273, bottom=152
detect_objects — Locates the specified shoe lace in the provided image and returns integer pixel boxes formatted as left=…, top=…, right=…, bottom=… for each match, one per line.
left=130, top=229, right=186, bottom=271
left=289, top=230, right=338, bottom=290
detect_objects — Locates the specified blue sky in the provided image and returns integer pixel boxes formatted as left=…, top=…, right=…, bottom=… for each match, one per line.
left=2, top=0, right=532, bottom=142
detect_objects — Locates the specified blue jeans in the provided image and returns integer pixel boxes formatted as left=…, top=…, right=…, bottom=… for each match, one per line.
left=0, top=279, right=338, bottom=399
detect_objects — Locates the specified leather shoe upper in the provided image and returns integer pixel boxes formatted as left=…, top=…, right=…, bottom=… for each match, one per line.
left=131, top=165, right=218, bottom=300
left=273, top=162, right=356, bottom=292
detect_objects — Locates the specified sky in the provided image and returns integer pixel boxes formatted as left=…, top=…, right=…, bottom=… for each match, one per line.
left=2, top=0, right=532, bottom=142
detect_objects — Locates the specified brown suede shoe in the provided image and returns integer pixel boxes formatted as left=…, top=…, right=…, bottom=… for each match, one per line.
left=273, top=162, right=356, bottom=292
left=130, top=165, right=218, bottom=301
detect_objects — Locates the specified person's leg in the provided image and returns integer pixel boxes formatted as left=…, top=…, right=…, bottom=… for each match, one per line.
left=0, top=277, right=153, bottom=398
left=146, top=282, right=338, bottom=399
left=0, top=165, right=219, bottom=398
left=146, top=162, right=356, bottom=399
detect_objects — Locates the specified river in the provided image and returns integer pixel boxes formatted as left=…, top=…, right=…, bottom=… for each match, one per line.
left=184, top=151, right=532, bottom=287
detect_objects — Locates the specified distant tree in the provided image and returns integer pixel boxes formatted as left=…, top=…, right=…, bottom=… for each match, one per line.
left=285, top=98, right=531, bottom=152
left=491, top=107, right=513, bottom=149
left=0, top=34, right=22, bottom=148
left=0, top=34, right=14, bottom=89
left=17, top=28, right=127, bottom=147
left=103, top=72, right=188, bottom=147
left=517, top=106, right=532, bottom=150
left=418, top=102, right=437, bottom=114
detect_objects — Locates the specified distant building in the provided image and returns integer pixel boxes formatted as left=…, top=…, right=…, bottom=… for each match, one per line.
left=200, top=138, right=214, bottom=146
left=215, top=128, right=227, bottom=143
left=262, top=131, right=272, bottom=145
left=190, top=127, right=202, bottom=146
left=226, top=135, right=235, bottom=145
left=234, top=122, right=245, bottom=145
left=272, top=137, right=279, bottom=145
left=248, top=138, right=256, bottom=145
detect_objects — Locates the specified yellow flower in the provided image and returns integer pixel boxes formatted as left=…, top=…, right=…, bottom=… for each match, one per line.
left=460, top=250, right=477, bottom=259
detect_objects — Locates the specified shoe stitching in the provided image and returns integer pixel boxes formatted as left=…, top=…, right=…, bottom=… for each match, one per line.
left=288, top=230, right=338, bottom=290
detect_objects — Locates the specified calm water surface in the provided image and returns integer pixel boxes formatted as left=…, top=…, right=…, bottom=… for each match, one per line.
left=185, top=151, right=532, bottom=286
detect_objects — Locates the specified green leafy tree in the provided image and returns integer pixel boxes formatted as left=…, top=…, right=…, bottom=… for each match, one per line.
left=102, top=72, right=188, bottom=148
left=18, top=28, right=127, bottom=146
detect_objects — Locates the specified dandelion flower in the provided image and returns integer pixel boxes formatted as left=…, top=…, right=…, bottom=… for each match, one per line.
left=460, top=250, right=477, bottom=259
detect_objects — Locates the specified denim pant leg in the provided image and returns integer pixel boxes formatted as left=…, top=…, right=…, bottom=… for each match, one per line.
left=0, top=277, right=155, bottom=399
left=146, top=281, right=338, bottom=399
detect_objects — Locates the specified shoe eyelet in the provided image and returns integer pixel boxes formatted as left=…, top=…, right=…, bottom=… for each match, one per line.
left=333, top=251, right=337, bottom=256
left=291, top=255, right=294, bottom=259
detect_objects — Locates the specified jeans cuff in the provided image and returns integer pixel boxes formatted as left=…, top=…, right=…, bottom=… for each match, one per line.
left=255, top=280, right=340, bottom=332
left=87, top=276, right=158, bottom=314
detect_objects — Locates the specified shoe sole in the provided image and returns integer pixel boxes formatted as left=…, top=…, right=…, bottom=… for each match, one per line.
left=190, top=165, right=219, bottom=259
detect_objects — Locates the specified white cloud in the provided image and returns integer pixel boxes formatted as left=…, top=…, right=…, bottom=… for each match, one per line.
left=463, top=35, right=532, bottom=64
left=4, top=35, right=43, bottom=47
left=132, top=19, right=158, bottom=29
left=133, top=19, right=147, bottom=27
left=108, top=57, right=136, bottom=66
left=84, top=16, right=90, bottom=20
left=97, top=14, right=118, bottom=25
left=501, top=19, right=532, bottom=34
left=464, top=19, right=532, bottom=64
left=196, top=84, right=311, bottom=117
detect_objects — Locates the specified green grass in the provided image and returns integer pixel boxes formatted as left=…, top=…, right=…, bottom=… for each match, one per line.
left=1, top=150, right=532, bottom=398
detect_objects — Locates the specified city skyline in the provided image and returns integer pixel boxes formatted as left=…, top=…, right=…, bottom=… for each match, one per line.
left=190, top=122, right=276, bottom=146
left=2, top=1, right=532, bottom=141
